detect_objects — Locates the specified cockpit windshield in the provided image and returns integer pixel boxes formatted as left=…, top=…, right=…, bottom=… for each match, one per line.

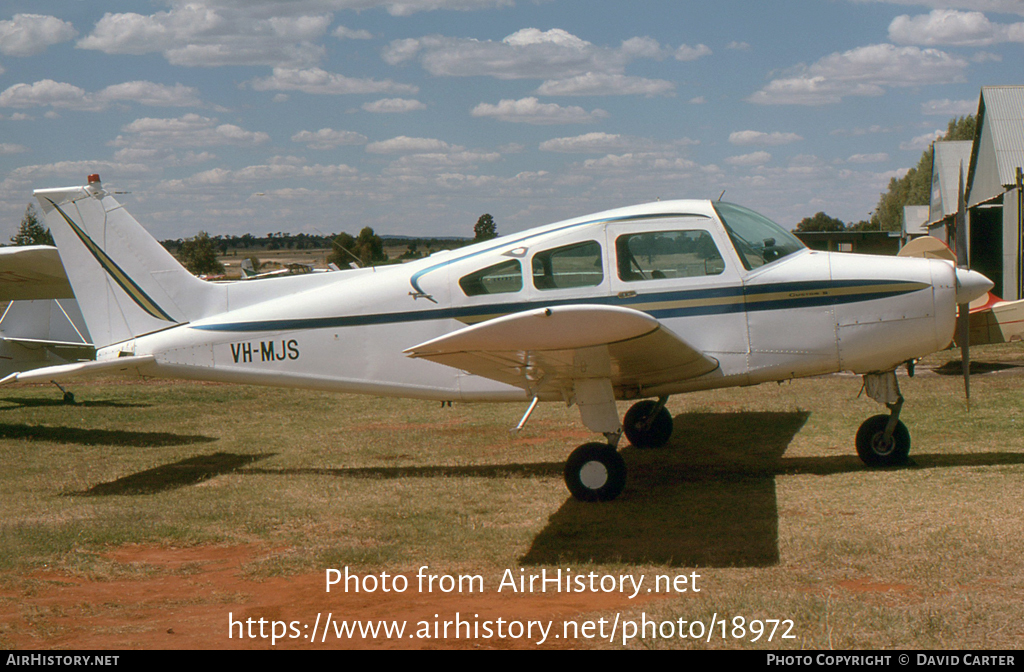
left=713, top=202, right=805, bottom=270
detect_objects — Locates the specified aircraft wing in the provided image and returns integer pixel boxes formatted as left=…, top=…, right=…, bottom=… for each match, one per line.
left=0, top=245, right=74, bottom=301
left=404, top=305, right=719, bottom=397
left=969, top=298, right=1024, bottom=345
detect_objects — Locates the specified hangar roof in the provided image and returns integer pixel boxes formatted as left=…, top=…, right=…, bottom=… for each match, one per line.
left=967, top=86, right=1024, bottom=208
left=929, top=140, right=972, bottom=223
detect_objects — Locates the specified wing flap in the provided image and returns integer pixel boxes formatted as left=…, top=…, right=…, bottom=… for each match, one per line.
left=405, top=305, right=718, bottom=395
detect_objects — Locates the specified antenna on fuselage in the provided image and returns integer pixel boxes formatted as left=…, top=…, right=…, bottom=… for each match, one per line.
left=717, top=190, right=726, bottom=202
left=316, top=226, right=371, bottom=271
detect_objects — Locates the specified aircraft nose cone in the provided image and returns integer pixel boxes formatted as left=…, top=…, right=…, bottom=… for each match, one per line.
left=955, top=268, right=994, bottom=305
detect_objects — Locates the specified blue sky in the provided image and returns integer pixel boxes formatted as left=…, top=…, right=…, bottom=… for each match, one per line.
left=0, top=0, right=1021, bottom=241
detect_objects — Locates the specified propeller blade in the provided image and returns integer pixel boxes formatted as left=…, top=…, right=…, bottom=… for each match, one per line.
left=955, top=161, right=970, bottom=409
left=958, top=302, right=970, bottom=409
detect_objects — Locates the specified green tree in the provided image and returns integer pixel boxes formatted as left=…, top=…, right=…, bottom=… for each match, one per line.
left=871, top=115, right=976, bottom=231
left=10, top=204, right=54, bottom=246
left=474, top=213, right=497, bottom=241
left=178, top=231, right=225, bottom=276
left=796, top=212, right=846, bottom=232
left=327, top=228, right=386, bottom=267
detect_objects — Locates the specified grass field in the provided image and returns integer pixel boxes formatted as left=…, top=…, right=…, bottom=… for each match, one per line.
left=0, top=344, right=1022, bottom=649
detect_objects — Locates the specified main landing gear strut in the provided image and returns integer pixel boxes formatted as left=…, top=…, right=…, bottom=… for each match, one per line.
left=855, top=371, right=910, bottom=467
left=562, top=390, right=673, bottom=502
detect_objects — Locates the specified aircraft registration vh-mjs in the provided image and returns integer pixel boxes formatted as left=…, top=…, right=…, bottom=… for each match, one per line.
left=5, top=174, right=994, bottom=502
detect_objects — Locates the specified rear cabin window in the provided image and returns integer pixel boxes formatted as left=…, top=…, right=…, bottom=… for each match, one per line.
left=616, top=230, right=725, bottom=281
left=532, top=241, right=604, bottom=290
left=459, top=259, right=523, bottom=296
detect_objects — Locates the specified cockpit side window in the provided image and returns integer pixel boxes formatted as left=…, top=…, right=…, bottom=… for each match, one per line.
left=531, top=241, right=604, bottom=290
left=459, top=259, right=523, bottom=297
left=713, top=202, right=805, bottom=271
left=616, top=230, right=725, bottom=282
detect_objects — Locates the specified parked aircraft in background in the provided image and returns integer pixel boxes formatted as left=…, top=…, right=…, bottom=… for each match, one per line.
left=0, top=245, right=93, bottom=400
left=4, top=175, right=993, bottom=501
left=240, top=258, right=341, bottom=280
left=898, top=236, right=1024, bottom=346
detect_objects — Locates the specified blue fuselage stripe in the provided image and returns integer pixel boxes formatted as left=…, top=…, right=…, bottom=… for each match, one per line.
left=190, top=280, right=928, bottom=333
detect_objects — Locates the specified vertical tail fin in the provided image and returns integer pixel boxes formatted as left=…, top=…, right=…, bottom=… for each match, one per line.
left=35, top=175, right=226, bottom=348
left=240, top=257, right=256, bottom=279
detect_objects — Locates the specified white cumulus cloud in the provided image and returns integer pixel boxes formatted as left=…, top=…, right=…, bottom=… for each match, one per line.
left=848, top=153, right=890, bottom=163
left=365, top=136, right=458, bottom=154
left=0, top=14, right=77, bottom=57
left=748, top=43, right=968, bottom=105
left=361, top=98, right=427, bottom=113
left=725, top=151, right=772, bottom=166
left=291, top=128, right=369, bottom=149
left=77, top=7, right=331, bottom=67
left=535, top=73, right=675, bottom=97
left=900, top=129, right=944, bottom=151
left=539, top=133, right=630, bottom=153
left=889, top=9, right=1024, bottom=46
left=921, top=98, right=977, bottom=116
left=250, top=67, right=418, bottom=95
left=471, top=97, right=609, bottom=124
left=111, top=114, right=270, bottom=149
left=383, top=27, right=669, bottom=81
left=333, top=25, right=374, bottom=40
left=675, top=43, right=712, bottom=61
left=0, top=80, right=202, bottom=111
left=729, top=130, right=803, bottom=146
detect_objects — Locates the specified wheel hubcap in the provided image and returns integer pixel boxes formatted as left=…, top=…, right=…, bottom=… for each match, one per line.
left=579, top=460, right=609, bottom=490
left=870, top=432, right=895, bottom=456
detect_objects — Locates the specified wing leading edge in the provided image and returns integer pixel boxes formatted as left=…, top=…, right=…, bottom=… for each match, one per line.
left=404, top=304, right=719, bottom=398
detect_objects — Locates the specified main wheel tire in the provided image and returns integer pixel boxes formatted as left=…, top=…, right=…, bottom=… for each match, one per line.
left=855, top=414, right=911, bottom=467
left=623, top=400, right=673, bottom=448
left=564, top=443, right=627, bottom=502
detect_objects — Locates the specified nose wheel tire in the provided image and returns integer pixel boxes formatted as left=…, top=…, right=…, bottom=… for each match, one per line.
left=855, top=414, right=910, bottom=467
left=564, top=443, right=627, bottom=502
left=623, top=399, right=673, bottom=448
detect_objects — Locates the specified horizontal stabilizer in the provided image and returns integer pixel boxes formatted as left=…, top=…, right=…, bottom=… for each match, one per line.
left=405, top=305, right=718, bottom=396
left=0, top=354, right=155, bottom=386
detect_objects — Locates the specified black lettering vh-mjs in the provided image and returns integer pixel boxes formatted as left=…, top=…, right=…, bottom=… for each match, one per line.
left=260, top=339, right=300, bottom=362
left=230, top=342, right=253, bottom=363
left=230, top=340, right=299, bottom=364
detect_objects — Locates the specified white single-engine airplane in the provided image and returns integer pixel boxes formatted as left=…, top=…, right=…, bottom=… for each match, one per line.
left=5, top=175, right=994, bottom=501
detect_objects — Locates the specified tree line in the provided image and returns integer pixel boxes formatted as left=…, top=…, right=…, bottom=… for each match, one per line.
left=5, top=206, right=500, bottom=277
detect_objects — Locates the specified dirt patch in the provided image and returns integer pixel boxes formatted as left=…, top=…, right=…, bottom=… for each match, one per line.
left=837, top=578, right=914, bottom=594
left=0, top=545, right=668, bottom=650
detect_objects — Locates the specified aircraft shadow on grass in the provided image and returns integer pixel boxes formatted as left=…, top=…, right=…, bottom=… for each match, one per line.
left=236, top=409, right=1024, bottom=568
left=521, top=411, right=1024, bottom=567
left=70, top=411, right=1024, bottom=563
left=932, top=360, right=1022, bottom=376
left=71, top=452, right=272, bottom=497
left=0, top=397, right=150, bottom=410
left=0, top=422, right=216, bottom=448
